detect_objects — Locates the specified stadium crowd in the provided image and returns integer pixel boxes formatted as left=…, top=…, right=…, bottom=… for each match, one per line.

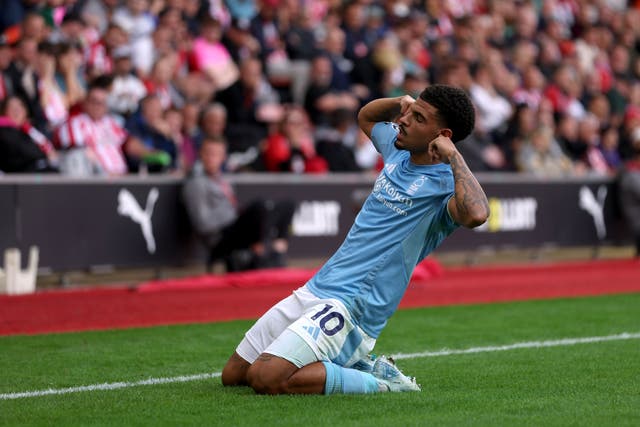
left=0, top=0, right=640, bottom=177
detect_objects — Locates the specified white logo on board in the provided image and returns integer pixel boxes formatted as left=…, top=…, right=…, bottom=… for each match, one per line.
left=117, top=188, right=159, bottom=253
left=578, top=185, right=607, bottom=240
left=292, top=201, right=341, bottom=236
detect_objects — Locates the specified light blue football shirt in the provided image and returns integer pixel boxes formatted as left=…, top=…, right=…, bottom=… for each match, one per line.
left=306, top=121, right=460, bottom=338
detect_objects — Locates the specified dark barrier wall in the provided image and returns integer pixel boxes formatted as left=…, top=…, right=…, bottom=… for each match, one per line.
left=0, top=174, right=629, bottom=272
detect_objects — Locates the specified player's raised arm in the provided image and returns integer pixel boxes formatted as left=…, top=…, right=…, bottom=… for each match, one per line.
left=429, top=135, right=490, bottom=228
left=357, top=95, right=415, bottom=138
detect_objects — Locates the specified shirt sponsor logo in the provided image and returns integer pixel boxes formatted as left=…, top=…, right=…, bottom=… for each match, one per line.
left=407, top=175, right=427, bottom=195
left=372, top=175, right=413, bottom=216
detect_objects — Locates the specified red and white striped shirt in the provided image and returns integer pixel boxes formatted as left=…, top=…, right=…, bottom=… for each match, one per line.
left=55, top=113, right=128, bottom=175
left=86, top=41, right=114, bottom=76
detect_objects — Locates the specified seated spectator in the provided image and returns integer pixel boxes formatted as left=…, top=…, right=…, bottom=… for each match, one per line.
left=182, top=136, right=295, bottom=271
left=193, top=102, right=227, bottom=149
left=143, top=53, right=183, bottom=110
left=54, top=80, right=131, bottom=176
left=314, top=108, right=361, bottom=172
left=516, top=125, right=575, bottom=177
left=0, top=38, right=14, bottom=101
left=304, top=54, right=359, bottom=126
left=111, top=0, right=156, bottom=77
left=0, top=95, right=58, bottom=173
left=35, top=41, right=70, bottom=133
left=470, top=63, right=513, bottom=138
left=125, top=93, right=178, bottom=173
left=190, top=15, right=239, bottom=92
left=164, top=106, right=197, bottom=173
left=107, top=45, right=147, bottom=118
left=214, top=56, right=283, bottom=168
left=599, top=125, right=623, bottom=174
left=6, top=37, right=47, bottom=132
left=85, top=23, right=129, bottom=80
left=617, top=129, right=640, bottom=257
left=262, top=105, right=328, bottom=173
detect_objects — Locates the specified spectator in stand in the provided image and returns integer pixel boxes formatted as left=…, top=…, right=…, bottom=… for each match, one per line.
left=0, top=95, right=58, bottom=173
left=85, top=23, right=129, bottom=80
left=79, top=0, right=121, bottom=35
left=512, top=64, right=545, bottom=110
left=223, top=17, right=261, bottom=64
left=556, top=113, right=586, bottom=165
left=620, top=104, right=640, bottom=159
left=34, top=41, right=70, bottom=134
left=182, top=136, right=295, bottom=272
left=600, top=125, right=623, bottom=173
left=262, top=105, right=328, bottom=173
left=284, top=6, right=320, bottom=104
left=543, top=63, right=587, bottom=119
left=143, top=53, right=183, bottom=110
left=125, top=93, right=178, bottom=173
left=54, top=79, right=131, bottom=176
left=55, top=41, right=87, bottom=113
left=6, top=37, right=47, bottom=132
left=181, top=100, right=202, bottom=145
left=516, top=125, right=575, bottom=177
left=190, top=15, right=239, bottom=92
left=320, top=25, right=370, bottom=104
left=107, top=44, right=147, bottom=118
left=304, top=54, right=359, bottom=126
left=617, top=130, right=640, bottom=258
left=165, top=106, right=196, bottom=173
left=214, top=56, right=283, bottom=169
left=314, top=107, right=360, bottom=172
left=579, top=113, right=610, bottom=175
left=20, top=11, right=49, bottom=43
left=0, top=39, right=14, bottom=101
left=249, top=0, right=284, bottom=65
left=111, top=0, right=156, bottom=77
left=469, top=63, right=513, bottom=139
left=192, top=102, right=227, bottom=149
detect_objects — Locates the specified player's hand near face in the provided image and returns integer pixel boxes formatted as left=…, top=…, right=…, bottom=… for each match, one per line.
left=399, top=95, right=415, bottom=116
left=428, top=134, right=457, bottom=164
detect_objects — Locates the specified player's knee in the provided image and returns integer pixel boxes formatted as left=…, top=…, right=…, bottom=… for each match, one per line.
left=246, top=364, right=287, bottom=395
left=221, top=353, right=250, bottom=386
left=221, top=364, right=244, bottom=386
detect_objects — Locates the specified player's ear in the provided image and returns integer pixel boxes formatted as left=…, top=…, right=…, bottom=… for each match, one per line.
left=439, top=128, right=452, bottom=138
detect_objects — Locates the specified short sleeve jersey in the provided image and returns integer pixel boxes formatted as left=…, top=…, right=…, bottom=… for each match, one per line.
left=306, top=122, right=459, bottom=338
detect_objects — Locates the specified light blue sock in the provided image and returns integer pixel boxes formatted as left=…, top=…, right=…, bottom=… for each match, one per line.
left=322, top=361, right=380, bottom=394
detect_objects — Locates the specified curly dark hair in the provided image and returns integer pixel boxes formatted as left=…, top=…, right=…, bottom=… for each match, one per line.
left=419, top=84, right=475, bottom=143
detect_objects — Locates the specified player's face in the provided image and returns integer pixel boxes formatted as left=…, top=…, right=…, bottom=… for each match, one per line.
left=394, top=99, right=443, bottom=155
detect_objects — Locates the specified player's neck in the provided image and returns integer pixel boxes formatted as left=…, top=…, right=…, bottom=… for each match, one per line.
left=410, top=153, right=440, bottom=166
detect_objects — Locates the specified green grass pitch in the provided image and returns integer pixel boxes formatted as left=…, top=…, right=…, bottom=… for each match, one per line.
left=1, top=293, right=639, bottom=426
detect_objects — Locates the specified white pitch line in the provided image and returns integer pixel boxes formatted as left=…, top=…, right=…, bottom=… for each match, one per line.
left=0, top=373, right=219, bottom=401
left=390, top=331, right=640, bottom=360
left=2, top=332, right=639, bottom=401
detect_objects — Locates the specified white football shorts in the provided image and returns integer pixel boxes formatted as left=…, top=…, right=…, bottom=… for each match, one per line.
left=235, top=284, right=375, bottom=368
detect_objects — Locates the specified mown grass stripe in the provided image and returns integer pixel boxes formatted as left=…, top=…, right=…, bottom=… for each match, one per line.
left=2, top=332, right=638, bottom=401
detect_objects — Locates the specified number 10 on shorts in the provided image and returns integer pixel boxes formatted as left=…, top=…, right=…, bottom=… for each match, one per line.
left=310, top=304, right=345, bottom=336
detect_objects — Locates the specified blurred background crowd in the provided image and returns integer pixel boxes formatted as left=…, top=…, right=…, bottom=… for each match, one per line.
left=1, top=0, right=640, bottom=177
